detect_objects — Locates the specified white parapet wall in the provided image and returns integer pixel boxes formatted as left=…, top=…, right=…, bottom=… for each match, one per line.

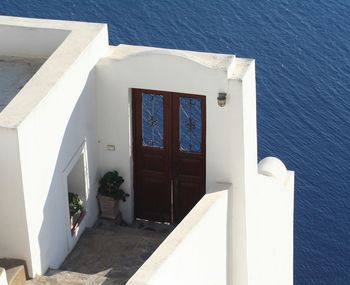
left=0, top=268, right=8, bottom=285
left=0, top=127, right=32, bottom=273
left=245, top=157, right=294, bottom=285
left=0, top=16, right=109, bottom=277
left=127, top=183, right=230, bottom=285
left=0, top=23, right=69, bottom=58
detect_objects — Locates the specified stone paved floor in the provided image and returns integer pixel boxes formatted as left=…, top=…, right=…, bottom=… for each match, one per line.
left=55, top=219, right=174, bottom=285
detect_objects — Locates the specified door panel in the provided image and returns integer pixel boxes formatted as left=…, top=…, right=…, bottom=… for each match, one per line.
left=174, top=178, right=203, bottom=222
left=173, top=94, right=206, bottom=223
left=133, top=89, right=206, bottom=224
left=142, top=153, right=167, bottom=170
left=138, top=171, right=170, bottom=221
left=133, top=89, right=172, bottom=222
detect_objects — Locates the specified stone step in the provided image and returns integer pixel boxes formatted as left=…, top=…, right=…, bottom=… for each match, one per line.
left=26, top=270, right=120, bottom=285
left=0, top=259, right=28, bottom=285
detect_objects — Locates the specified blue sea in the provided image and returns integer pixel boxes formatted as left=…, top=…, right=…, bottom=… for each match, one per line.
left=1, top=1, right=349, bottom=284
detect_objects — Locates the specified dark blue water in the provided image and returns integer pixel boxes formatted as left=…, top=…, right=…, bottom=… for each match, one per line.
left=1, top=1, right=349, bottom=283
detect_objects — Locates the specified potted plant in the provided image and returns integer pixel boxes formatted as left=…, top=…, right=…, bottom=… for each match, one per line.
left=97, top=170, right=129, bottom=219
left=68, top=192, right=84, bottom=230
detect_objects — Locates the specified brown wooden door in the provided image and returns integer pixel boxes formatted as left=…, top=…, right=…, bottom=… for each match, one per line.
left=132, top=89, right=206, bottom=223
left=172, top=93, right=206, bottom=223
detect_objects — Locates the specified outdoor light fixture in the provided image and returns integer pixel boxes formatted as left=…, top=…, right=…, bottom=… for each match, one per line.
left=217, top=92, right=227, bottom=107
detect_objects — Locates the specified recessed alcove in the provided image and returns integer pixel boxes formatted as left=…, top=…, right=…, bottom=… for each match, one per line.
left=67, top=154, right=87, bottom=233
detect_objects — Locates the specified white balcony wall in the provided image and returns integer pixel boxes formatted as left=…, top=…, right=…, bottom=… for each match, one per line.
left=0, top=268, right=8, bottom=285
left=0, top=25, right=69, bottom=58
left=245, top=171, right=294, bottom=285
left=14, top=26, right=109, bottom=276
left=16, top=71, right=98, bottom=277
left=128, top=187, right=229, bottom=285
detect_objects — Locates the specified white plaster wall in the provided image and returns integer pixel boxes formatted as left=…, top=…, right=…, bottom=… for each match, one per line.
left=222, top=58, right=257, bottom=285
left=0, top=268, right=8, bottom=285
left=96, top=46, right=243, bottom=223
left=227, top=71, right=247, bottom=285
left=235, top=60, right=294, bottom=285
left=227, top=61, right=294, bottom=285
left=15, top=29, right=109, bottom=276
left=128, top=187, right=228, bottom=285
left=18, top=71, right=99, bottom=275
left=0, top=128, right=32, bottom=272
left=245, top=172, right=294, bottom=285
left=17, top=71, right=99, bottom=276
left=0, top=17, right=108, bottom=129
left=0, top=25, right=69, bottom=58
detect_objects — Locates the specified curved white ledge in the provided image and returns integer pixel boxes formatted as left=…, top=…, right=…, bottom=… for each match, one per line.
left=258, top=156, right=287, bottom=183
left=109, top=44, right=235, bottom=71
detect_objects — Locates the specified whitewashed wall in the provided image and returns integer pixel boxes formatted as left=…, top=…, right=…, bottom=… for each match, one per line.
left=0, top=128, right=32, bottom=273
left=96, top=45, right=246, bottom=224
left=0, top=268, right=7, bottom=285
left=16, top=71, right=99, bottom=276
left=226, top=59, right=258, bottom=285
left=245, top=170, right=294, bottom=285
left=128, top=187, right=229, bottom=285
left=14, top=31, right=108, bottom=276
left=0, top=25, right=69, bottom=58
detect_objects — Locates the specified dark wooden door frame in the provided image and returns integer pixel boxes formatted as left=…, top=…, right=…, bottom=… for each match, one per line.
left=132, top=88, right=206, bottom=223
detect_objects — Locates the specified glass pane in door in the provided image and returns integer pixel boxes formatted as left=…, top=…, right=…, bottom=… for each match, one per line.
left=142, top=93, right=164, bottom=148
left=179, top=97, right=202, bottom=152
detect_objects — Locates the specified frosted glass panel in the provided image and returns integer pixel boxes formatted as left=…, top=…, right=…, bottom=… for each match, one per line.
left=142, top=93, right=164, bottom=148
left=180, top=97, right=201, bottom=152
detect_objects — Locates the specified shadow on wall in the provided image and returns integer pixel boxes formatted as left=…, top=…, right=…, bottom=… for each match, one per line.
left=37, top=70, right=100, bottom=274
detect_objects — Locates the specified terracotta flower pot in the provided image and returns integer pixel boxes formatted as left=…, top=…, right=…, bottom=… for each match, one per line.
left=98, top=195, right=120, bottom=219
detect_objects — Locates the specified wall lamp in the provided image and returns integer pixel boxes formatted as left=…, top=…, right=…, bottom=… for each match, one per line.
left=217, top=92, right=227, bottom=107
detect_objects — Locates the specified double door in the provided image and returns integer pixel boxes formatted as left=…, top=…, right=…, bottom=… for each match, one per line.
left=132, top=89, right=206, bottom=223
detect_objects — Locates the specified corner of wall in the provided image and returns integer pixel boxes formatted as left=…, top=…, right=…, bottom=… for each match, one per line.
left=245, top=165, right=294, bottom=285
left=0, top=127, right=33, bottom=277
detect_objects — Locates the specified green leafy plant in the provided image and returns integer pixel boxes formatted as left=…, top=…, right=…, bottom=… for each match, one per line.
left=98, top=170, right=129, bottom=201
left=68, top=192, right=83, bottom=216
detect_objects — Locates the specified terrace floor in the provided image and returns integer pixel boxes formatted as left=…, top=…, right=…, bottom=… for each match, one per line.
left=0, top=56, right=44, bottom=112
left=27, top=219, right=174, bottom=285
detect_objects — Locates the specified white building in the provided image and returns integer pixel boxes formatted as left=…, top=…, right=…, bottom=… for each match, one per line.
left=0, top=16, right=294, bottom=285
